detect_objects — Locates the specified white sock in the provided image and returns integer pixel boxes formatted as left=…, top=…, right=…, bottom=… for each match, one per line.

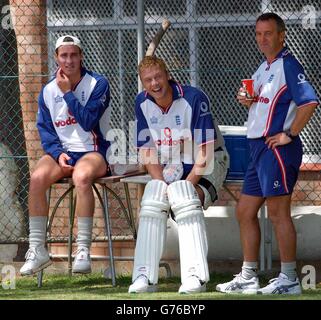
left=29, top=216, right=47, bottom=249
left=77, top=217, right=93, bottom=250
left=281, top=261, right=297, bottom=281
left=241, top=261, right=258, bottom=280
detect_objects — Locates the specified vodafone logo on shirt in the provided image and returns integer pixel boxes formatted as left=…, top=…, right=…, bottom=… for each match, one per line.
left=253, top=95, right=270, bottom=104
left=164, top=127, right=171, bottom=138
left=155, top=138, right=184, bottom=146
left=55, top=117, right=77, bottom=127
left=155, top=127, right=184, bottom=146
left=54, top=110, right=77, bottom=127
left=253, top=85, right=270, bottom=104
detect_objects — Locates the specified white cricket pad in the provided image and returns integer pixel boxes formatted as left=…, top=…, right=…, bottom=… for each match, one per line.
left=132, top=179, right=169, bottom=284
left=167, top=180, right=209, bottom=283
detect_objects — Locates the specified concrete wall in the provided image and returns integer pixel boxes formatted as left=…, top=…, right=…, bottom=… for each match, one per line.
left=162, top=206, right=321, bottom=261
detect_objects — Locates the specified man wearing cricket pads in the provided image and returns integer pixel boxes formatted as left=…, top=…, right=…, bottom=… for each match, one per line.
left=128, top=55, right=229, bottom=294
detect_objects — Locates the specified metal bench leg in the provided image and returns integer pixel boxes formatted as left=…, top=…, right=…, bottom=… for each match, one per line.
left=102, top=185, right=116, bottom=286
left=37, top=186, right=53, bottom=288
left=37, top=270, right=43, bottom=288
left=68, top=187, right=75, bottom=277
left=123, top=182, right=137, bottom=239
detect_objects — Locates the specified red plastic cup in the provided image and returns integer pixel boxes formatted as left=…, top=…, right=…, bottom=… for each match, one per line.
left=241, top=79, right=254, bottom=99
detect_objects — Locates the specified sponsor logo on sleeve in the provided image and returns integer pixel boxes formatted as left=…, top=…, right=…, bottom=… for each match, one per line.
left=200, top=101, right=211, bottom=117
left=297, top=73, right=307, bottom=84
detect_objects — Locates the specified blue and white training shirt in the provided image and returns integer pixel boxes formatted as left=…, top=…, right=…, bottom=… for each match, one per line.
left=247, top=47, right=319, bottom=138
left=37, top=68, right=110, bottom=160
left=135, top=80, right=222, bottom=174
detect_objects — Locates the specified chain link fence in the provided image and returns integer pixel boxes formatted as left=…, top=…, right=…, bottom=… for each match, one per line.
left=0, top=0, right=320, bottom=248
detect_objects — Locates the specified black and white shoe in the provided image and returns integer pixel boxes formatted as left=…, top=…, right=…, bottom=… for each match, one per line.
left=216, top=272, right=259, bottom=294
left=128, top=275, right=157, bottom=293
left=257, top=273, right=302, bottom=295
left=179, top=276, right=206, bottom=294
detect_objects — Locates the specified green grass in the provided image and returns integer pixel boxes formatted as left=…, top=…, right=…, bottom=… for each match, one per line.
left=0, top=272, right=321, bottom=300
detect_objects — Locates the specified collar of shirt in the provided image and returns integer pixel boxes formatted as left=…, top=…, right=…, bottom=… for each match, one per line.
left=265, top=47, right=289, bottom=70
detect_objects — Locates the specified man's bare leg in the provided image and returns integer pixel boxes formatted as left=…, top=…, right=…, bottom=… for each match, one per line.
left=71, top=152, right=107, bottom=273
left=28, top=155, right=73, bottom=217
left=72, top=152, right=107, bottom=217
left=257, top=195, right=301, bottom=294
left=237, top=194, right=265, bottom=262
left=216, top=194, right=264, bottom=293
left=236, top=194, right=265, bottom=280
left=21, top=155, right=72, bottom=275
left=267, top=195, right=297, bottom=280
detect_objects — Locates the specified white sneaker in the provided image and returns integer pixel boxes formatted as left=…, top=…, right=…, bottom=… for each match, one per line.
left=216, top=273, right=259, bottom=294
left=128, top=275, right=157, bottom=293
left=20, top=247, right=52, bottom=276
left=257, top=273, right=302, bottom=295
left=179, top=276, right=206, bottom=294
left=72, top=247, right=91, bottom=274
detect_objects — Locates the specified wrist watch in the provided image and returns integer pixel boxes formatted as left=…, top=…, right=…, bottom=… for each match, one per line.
left=285, top=131, right=297, bottom=140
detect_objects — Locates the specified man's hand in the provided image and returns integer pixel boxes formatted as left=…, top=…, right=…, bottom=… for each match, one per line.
left=58, top=153, right=74, bottom=170
left=265, top=132, right=292, bottom=150
left=237, top=87, right=254, bottom=108
left=56, top=68, right=72, bottom=94
left=139, top=148, right=164, bottom=182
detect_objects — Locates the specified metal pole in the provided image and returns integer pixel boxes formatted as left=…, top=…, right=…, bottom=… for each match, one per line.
left=137, top=0, right=145, bottom=92
left=102, top=185, right=116, bottom=286
left=187, top=0, right=197, bottom=86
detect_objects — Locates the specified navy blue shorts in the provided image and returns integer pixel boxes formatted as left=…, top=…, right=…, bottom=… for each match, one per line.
left=242, top=137, right=302, bottom=197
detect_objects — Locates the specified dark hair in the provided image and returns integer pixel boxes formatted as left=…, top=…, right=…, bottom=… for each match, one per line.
left=256, top=13, right=286, bottom=33
left=63, top=36, right=74, bottom=42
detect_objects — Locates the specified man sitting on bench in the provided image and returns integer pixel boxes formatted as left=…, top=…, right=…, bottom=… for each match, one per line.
left=128, top=55, right=229, bottom=294
left=20, top=35, right=111, bottom=276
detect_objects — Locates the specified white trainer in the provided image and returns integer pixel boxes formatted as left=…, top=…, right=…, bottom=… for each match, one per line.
left=20, top=247, right=52, bottom=276
left=128, top=275, right=157, bottom=293
left=179, top=276, right=206, bottom=294
left=257, top=273, right=302, bottom=295
left=216, top=273, right=259, bottom=294
left=72, top=247, right=92, bottom=274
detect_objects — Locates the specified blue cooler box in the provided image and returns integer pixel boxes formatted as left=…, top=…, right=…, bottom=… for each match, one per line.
left=219, top=126, right=250, bottom=180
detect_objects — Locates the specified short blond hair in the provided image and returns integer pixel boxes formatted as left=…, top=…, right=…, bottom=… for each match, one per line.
left=138, top=56, right=169, bottom=77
